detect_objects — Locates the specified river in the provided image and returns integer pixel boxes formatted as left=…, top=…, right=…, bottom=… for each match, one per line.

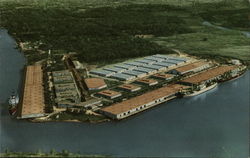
left=0, top=29, right=249, bottom=157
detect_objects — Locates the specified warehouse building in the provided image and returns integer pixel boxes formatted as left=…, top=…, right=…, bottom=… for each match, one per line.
left=124, top=61, right=145, bottom=67
left=89, top=69, right=115, bottom=77
left=103, top=67, right=126, bottom=73
left=122, top=70, right=147, bottom=78
left=118, top=84, right=141, bottom=92
left=180, top=65, right=239, bottom=87
left=52, top=70, right=71, bottom=77
left=168, top=61, right=210, bottom=75
left=20, top=65, right=46, bottom=119
left=136, top=59, right=155, bottom=65
left=84, top=78, right=107, bottom=91
left=153, top=62, right=175, bottom=68
left=153, top=54, right=188, bottom=62
left=142, top=64, right=166, bottom=71
left=54, top=83, right=76, bottom=92
left=110, top=73, right=136, bottom=81
left=144, top=56, right=165, bottom=62
left=114, top=64, right=137, bottom=70
left=97, top=90, right=122, bottom=99
left=152, top=73, right=175, bottom=81
left=136, top=78, right=158, bottom=86
left=162, top=59, right=184, bottom=65
left=53, top=70, right=81, bottom=108
left=99, top=84, right=189, bottom=119
left=134, top=67, right=157, bottom=74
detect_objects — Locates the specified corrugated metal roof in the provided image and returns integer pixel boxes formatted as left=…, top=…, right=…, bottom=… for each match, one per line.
left=142, top=64, right=165, bottom=70
left=136, top=59, right=155, bottom=64
left=111, top=73, right=135, bottom=80
left=103, top=67, right=126, bottom=72
left=90, top=69, right=115, bottom=76
left=134, top=67, right=156, bottom=73
left=153, top=62, right=174, bottom=67
left=114, top=64, right=136, bottom=70
left=124, top=61, right=145, bottom=66
left=123, top=70, right=146, bottom=76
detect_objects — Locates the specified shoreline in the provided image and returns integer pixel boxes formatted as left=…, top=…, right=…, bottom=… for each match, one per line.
left=29, top=118, right=111, bottom=124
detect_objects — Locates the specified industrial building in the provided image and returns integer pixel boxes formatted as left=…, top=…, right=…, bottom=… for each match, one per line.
left=118, top=84, right=141, bottom=92
left=180, top=65, right=238, bottom=87
left=53, top=70, right=81, bottom=108
left=153, top=62, right=175, bottom=68
left=97, top=90, right=122, bottom=99
left=142, top=64, right=166, bottom=71
left=136, top=59, right=155, bottom=65
left=162, top=59, right=184, bottom=65
left=89, top=69, right=115, bottom=77
left=168, top=61, right=210, bottom=75
left=124, top=61, right=145, bottom=67
left=89, top=54, right=192, bottom=81
left=136, top=78, right=158, bottom=86
left=114, top=64, right=137, bottom=70
left=111, top=73, right=136, bottom=81
left=20, top=65, right=46, bottom=119
left=134, top=67, right=157, bottom=74
left=103, top=67, right=126, bottom=73
left=99, top=84, right=189, bottom=119
left=84, top=78, right=107, bottom=91
left=122, top=70, right=147, bottom=78
left=52, top=70, right=74, bottom=84
left=152, top=73, right=175, bottom=81
left=144, top=56, right=165, bottom=62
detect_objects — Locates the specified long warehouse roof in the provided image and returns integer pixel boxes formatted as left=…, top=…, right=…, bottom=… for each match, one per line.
left=181, top=65, right=237, bottom=84
left=173, top=61, right=208, bottom=73
left=101, top=84, right=188, bottom=115
left=21, top=65, right=45, bottom=117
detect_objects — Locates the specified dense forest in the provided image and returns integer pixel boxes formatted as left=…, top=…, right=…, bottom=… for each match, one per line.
left=0, top=0, right=249, bottom=64
left=0, top=4, right=193, bottom=63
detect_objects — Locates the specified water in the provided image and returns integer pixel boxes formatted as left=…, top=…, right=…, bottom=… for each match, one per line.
left=0, top=29, right=249, bottom=157
left=202, top=21, right=250, bottom=38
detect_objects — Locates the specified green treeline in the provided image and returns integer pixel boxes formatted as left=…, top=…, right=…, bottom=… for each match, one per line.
left=0, top=4, right=192, bottom=63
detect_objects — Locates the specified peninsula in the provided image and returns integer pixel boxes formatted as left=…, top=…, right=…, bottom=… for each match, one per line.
left=0, top=0, right=249, bottom=123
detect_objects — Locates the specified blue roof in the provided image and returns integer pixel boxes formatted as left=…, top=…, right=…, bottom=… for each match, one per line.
left=90, top=69, right=114, bottom=75
left=123, top=70, right=147, bottom=76
left=114, top=64, right=136, bottom=70
left=103, top=67, right=126, bottom=72
left=162, top=59, right=183, bottom=64
left=144, top=56, right=165, bottom=62
left=124, top=61, right=145, bottom=66
left=134, top=67, right=156, bottom=73
left=110, top=73, right=135, bottom=80
left=153, top=62, right=174, bottom=67
left=136, top=59, right=155, bottom=64
left=142, top=64, right=165, bottom=70
left=167, top=56, right=188, bottom=61
left=153, top=54, right=169, bottom=59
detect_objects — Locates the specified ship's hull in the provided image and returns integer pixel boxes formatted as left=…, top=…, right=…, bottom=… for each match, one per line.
left=8, top=94, right=19, bottom=116
left=9, top=106, right=17, bottom=116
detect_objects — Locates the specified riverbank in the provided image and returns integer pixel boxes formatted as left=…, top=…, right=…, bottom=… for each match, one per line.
left=0, top=150, right=108, bottom=158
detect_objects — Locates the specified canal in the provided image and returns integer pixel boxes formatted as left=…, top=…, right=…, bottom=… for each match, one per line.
left=0, top=29, right=249, bottom=157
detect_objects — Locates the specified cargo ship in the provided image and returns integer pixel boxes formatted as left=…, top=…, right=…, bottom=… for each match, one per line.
left=8, top=92, right=19, bottom=116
